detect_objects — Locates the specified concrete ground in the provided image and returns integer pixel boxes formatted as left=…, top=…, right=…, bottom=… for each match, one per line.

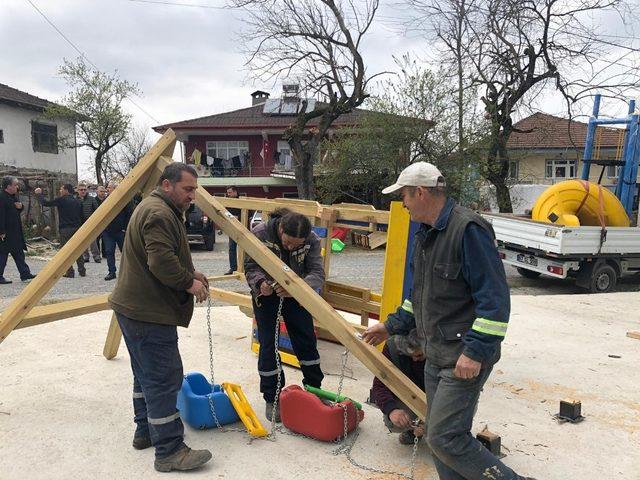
left=1, top=293, right=639, bottom=479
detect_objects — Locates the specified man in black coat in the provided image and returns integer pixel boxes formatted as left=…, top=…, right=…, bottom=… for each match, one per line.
left=0, top=176, right=36, bottom=284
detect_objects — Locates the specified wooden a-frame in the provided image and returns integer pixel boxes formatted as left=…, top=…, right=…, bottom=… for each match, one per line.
left=0, top=129, right=427, bottom=420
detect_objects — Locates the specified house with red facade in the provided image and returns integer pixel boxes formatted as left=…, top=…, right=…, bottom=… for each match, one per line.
left=153, top=90, right=394, bottom=198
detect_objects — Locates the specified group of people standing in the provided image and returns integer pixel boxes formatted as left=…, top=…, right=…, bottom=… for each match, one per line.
left=0, top=175, right=132, bottom=284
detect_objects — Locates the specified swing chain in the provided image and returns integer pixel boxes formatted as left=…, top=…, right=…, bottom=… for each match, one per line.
left=331, top=348, right=421, bottom=480
left=267, top=295, right=285, bottom=439
left=205, top=296, right=242, bottom=433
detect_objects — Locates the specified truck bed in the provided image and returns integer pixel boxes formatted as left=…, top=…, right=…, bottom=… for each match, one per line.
left=481, top=213, right=640, bottom=256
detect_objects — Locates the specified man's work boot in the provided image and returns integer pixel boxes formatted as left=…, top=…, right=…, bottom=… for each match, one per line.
left=0, top=277, right=12, bottom=284
left=154, top=445, right=212, bottom=472
left=104, top=272, right=116, bottom=281
left=223, top=269, right=233, bottom=275
left=93, top=257, right=102, bottom=263
left=79, top=269, right=87, bottom=277
left=21, top=273, right=36, bottom=281
left=265, top=402, right=281, bottom=423
left=132, top=435, right=152, bottom=450
left=63, top=270, right=74, bottom=278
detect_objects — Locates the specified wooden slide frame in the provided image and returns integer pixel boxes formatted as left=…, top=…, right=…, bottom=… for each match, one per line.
left=0, top=129, right=426, bottom=420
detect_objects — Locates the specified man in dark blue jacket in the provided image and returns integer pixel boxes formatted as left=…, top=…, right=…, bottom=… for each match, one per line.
left=363, top=162, right=534, bottom=480
left=35, top=183, right=85, bottom=278
left=103, top=181, right=134, bottom=281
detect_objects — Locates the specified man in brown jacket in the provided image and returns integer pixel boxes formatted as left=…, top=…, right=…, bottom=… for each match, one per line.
left=109, top=162, right=212, bottom=473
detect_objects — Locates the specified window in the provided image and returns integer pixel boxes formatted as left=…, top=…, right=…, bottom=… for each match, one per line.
left=276, top=140, right=293, bottom=170
left=508, top=160, right=519, bottom=180
left=205, top=141, right=249, bottom=160
left=32, top=122, right=58, bottom=154
left=607, top=164, right=622, bottom=178
left=545, top=159, right=576, bottom=179
left=0, top=129, right=4, bottom=143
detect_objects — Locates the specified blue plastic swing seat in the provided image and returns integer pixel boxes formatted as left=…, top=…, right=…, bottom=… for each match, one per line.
left=177, top=372, right=240, bottom=429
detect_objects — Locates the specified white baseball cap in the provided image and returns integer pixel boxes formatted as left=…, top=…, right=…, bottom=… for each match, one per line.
left=382, top=162, right=445, bottom=194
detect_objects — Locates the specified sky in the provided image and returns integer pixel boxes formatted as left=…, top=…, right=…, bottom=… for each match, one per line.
left=1, top=0, right=639, bottom=180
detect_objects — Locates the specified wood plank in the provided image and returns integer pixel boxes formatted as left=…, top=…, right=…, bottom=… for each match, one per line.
left=0, top=129, right=178, bottom=346
left=322, top=292, right=381, bottom=315
left=626, top=331, right=640, bottom=340
left=209, top=288, right=253, bottom=308
left=237, top=209, right=249, bottom=273
left=164, top=157, right=426, bottom=420
left=368, top=231, right=388, bottom=249
left=103, top=313, right=122, bottom=360
left=10, top=294, right=111, bottom=330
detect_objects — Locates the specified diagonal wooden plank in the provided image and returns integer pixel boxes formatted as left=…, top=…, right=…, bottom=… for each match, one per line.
left=0, top=129, right=177, bottom=345
left=154, top=157, right=427, bottom=420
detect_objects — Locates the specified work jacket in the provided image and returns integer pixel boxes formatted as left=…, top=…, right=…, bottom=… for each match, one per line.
left=109, top=190, right=195, bottom=327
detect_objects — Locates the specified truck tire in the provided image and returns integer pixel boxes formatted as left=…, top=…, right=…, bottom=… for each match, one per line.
left=204, top=234, right=215, bottom=251
left=517, top=267, right=541, bottom=279
left=589, top=263, right=617, bottom=293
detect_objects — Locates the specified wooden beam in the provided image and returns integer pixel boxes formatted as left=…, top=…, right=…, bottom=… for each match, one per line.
left=153, top=159, right=426, bottom=419
left=237, top=208, right=249, bottom=273
left=209, top=288, right=253, bottom=308
left=9, top=294, right=111, bottom=330
left=103, top=313, right=122, bottom=360
left=0, top=129, right=178, bottom=346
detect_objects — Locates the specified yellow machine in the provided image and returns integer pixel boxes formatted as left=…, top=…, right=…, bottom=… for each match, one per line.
left=532, top=179, right=630, bottom=227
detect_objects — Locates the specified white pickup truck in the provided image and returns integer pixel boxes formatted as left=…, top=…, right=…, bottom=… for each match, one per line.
left=481, top=213, right=640, bottom=293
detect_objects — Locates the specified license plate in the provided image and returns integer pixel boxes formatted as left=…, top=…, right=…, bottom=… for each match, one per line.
left=517, top=254, right=538, bottom=267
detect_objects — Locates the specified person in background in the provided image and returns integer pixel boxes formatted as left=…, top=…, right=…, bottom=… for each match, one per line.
left=95, top=185, right=107, bottom=257
left=77, top=182, right=101, bottom=263
left=34, top=184, right=85, bottom=278
left=103, top=181, right=134, bottom=281
left=0, top=176, right=36, bottom=284
left=223, top=185, right=241, bottom=275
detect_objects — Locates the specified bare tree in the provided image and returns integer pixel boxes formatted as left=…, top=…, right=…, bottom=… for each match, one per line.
left=232, top=0, right=381, bottom=199
left=411, top=0, right=640, bottom=212
left=101, top=125, right=154, bottom=182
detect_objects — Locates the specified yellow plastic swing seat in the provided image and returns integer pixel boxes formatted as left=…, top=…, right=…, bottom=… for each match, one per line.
left=222, top=382, right=268, bottom=437
left=531, top=180, right=630, bottom=227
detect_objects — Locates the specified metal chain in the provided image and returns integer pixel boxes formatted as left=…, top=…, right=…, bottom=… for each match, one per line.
left=205, top=296, right=243, bottom=433
left=330, top=348, right=421, bottom=480
left=267, top=295, right=285, bottom=439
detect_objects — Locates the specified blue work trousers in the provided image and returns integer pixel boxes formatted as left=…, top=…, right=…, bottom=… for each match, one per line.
left=253, top=294, right=323, bottom=402
left=424, top=362, right=527, bottom=480
left=103, top=230, right=125, bottom=275
left=116, top=312, right=185, bottom=459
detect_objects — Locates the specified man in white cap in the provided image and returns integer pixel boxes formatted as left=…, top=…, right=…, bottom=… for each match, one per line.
left=363, top=162, right=534, bottom=480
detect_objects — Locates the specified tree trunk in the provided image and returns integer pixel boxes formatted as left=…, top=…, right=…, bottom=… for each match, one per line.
left=94, top=152, right=104, bottom=186
left=293, top=149, right=316, bottom=200
left=485, top=127, right=513, bottom=213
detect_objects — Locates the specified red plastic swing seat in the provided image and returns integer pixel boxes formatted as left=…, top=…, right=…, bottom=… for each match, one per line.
left=279, top=385, right=364, bottom=442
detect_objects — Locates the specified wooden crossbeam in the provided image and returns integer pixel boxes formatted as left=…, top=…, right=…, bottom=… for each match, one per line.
left=7, top=294, right=111, bottom=330
left=0, top=129, right=177, bottom=345
left=153, top=158, right=426, bottom=420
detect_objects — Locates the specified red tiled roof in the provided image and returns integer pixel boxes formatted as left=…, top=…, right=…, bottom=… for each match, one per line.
left=507, top=112, right=624, bottom=150
left=153, top=102, right=429, bottom=132
left=0, top=83, right=59, bottom=111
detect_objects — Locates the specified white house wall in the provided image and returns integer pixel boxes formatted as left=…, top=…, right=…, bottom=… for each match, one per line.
left=0, top=103, right=77, bottom=175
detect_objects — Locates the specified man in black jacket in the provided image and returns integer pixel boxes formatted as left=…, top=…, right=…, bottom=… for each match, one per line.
left=103, top=181, right=133, bottom=281
left=0, top=176, right=36, bottom=284
left=77, top=182, right=101, bottom=263
left=223, top=185, right=241, bottom=275
left=35, top=183, right=85, bottom=278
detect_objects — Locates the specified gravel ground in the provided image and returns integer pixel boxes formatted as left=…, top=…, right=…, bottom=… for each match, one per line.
left=2, top=234, right=640, bottom=310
